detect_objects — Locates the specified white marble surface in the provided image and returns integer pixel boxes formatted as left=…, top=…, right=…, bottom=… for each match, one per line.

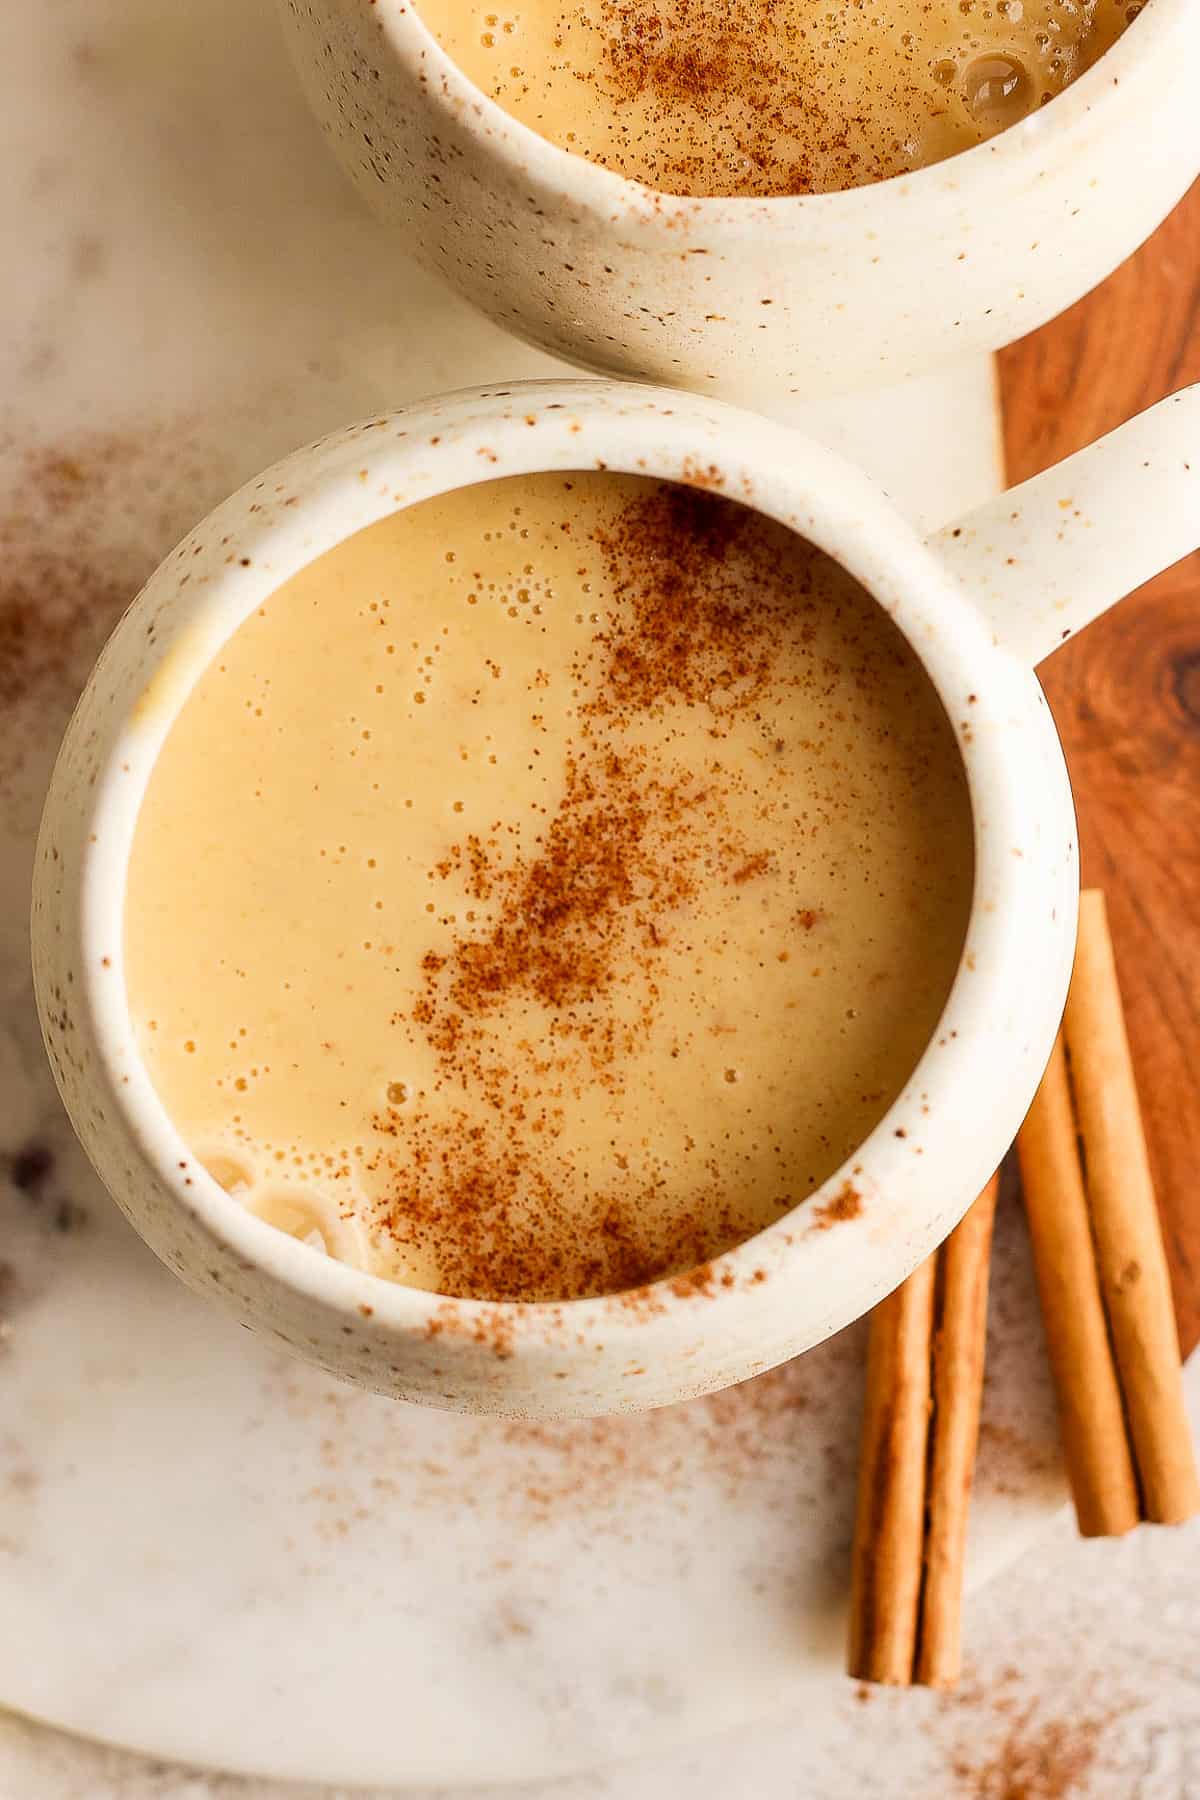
left=2, top=1, right=1197, bottom=1796
left=3, top=1503, right=1200, bottom=1797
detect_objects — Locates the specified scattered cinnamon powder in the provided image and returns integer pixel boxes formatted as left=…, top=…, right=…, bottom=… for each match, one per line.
left=593, top=483, right=784, bottom=715
left=812, top=1181, right=862, bottom=1230
left=368, top=482, right=814, bottom=1302
left=425, top=0, right=1134, bottom=198
left=732, top=850, right=771, bottom=885
left=0, top=427, right=218, bottom=787
left=593, top=0, right=839, bottom=195
left=130, top=466, right=970, bottom=1310
left=668, top=1261, right=718, bottom=1299
left=951, top=1708, right=1104, bottom=1800
left=0, top=443, right=132, bottom=778
left=280, top=1323, right=846, bottom=1539
left=425, top=1298, right=518, bottom=1361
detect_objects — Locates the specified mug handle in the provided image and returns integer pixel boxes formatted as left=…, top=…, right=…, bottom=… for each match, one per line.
left=928, top=384, right=1200, bottom=667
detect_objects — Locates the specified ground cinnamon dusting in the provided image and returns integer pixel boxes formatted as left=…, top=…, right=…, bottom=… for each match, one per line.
left=952, top=1708, right=1104, bottom=1799
left=0, top=426, right=218, bottom=787
left=283, top=1326, right=846, bottom=1540
left=369, top=484, right=801, bottom=1302
left=129, top=466, right=974, bottom=1306
left=592, top=0, right=835, bottom=195
left=0, top=442, right=134, bottom=779
left=420, top=0, right=1134, bottom=198
left=813, top=1180, right=862, bottom=1230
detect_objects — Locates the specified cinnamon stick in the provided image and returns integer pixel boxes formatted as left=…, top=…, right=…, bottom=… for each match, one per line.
left=916, top=1172, right=1000, bottom=1688
left=1016, top=1034, right=1141, bottom=1537
left=1063, top=891, right=1200, bottom=1525
left=849, top=1178, right=999, bottom=1688
left=847, top=1254, right=937, bottom=1685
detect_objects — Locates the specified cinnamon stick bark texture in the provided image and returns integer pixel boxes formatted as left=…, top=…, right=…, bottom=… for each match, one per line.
left=1016, top=1036, right=1141, bottom=1537
left=848, top=1178, right=998, bottom=1688
left=916, top=1172, right=1000, bottom=1688
left=1063, top=891, right=1200, bottom=1526
left=847, top=1254, right=937, bottom=1686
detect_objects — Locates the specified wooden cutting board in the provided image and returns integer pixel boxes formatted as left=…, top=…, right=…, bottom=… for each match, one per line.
left=998, top=182, right=1200, bottom=1356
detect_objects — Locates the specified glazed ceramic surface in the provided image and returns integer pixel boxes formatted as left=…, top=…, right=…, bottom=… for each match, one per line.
left=31, top=377, right=1200, bottom=1418
left=276, top=0, right=1200, bottom=406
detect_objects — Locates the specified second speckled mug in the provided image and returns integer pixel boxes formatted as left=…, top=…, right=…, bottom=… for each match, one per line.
left=276, top=0, right=1200, bottom=406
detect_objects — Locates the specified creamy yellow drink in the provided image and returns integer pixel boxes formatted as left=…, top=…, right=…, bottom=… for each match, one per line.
left=125, top=474, right=973, bottom=1301
left=417, top=0, right=1136, bottom=196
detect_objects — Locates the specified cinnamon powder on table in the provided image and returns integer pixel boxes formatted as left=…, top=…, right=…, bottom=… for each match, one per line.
left=951, top=1707, right=1107, bottom=1800
left=0, top=426, right=224, bottom=789
left=0, top=444, right=133, bottom=775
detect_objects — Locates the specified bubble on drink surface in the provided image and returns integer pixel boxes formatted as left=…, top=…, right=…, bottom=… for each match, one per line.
left=932, top=58, right=957, bottom=86
left=203, top=1153, right=254, bottom=1196
left=386, top=1080, right=410, bottom=1105
left=250, top=1188, right=371, bottom=1269
left=964, top=55, right=1033, bottom=131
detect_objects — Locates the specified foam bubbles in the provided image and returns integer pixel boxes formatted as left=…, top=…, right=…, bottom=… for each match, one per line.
left=203, top=1152, right=253, bottom=1196
left=249, top=1188, right=371, bottom=1268
left=964, top=54, right=1033, bottom=130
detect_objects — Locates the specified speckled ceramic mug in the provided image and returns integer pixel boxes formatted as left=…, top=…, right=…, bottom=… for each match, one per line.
left=275, top=1, right=1200, bottom=407
left=31, top=377, right=1200, bottom=1417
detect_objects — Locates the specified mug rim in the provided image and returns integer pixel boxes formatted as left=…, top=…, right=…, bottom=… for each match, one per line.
left=371, top=0, right=1182, bottom=227
left=75, top=376, right=1047, bottom=1356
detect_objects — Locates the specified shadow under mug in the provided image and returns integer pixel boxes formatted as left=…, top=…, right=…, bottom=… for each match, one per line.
left=276, top=0, right=1200, bottom=407
left=32, top=377, right=1200, bottom=1417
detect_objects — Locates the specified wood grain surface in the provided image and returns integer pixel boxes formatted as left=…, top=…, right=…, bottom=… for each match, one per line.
left=998, top=181, right=1200, bottom=1356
